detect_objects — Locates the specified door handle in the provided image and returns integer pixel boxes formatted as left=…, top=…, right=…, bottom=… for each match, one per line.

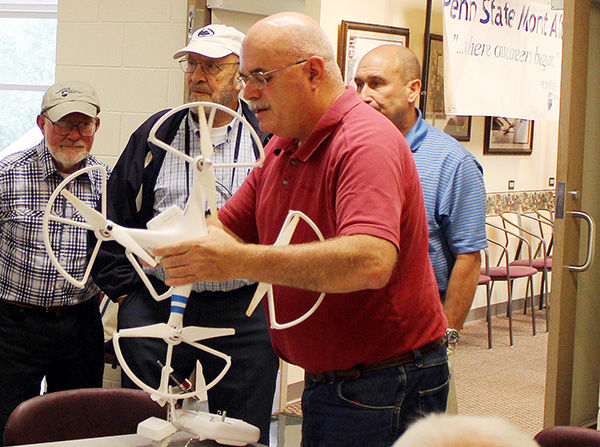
left=567, top=211, right=596, bottom=272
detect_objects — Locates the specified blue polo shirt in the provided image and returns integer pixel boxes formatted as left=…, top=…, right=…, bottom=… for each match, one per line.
left=405, top=109, right=487, bottom=293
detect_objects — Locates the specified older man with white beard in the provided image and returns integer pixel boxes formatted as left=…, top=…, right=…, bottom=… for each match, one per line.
left=0, top=80, right=108, bottom=445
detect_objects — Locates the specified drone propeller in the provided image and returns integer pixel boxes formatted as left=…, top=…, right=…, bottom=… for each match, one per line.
left=148, top=101, right=266, bottom=223
left=43, top=166, right=109, bottom=289
left=116, top=324, right=234, bottom=346
left=60, top=188, right=157, bottom=267
left=197, top=105, right=214, bottom=160
left=60, top=189, right=106, bottom=229
left=113, top=327, right=233, bottom=401
left=116, top=323, right=176, bottom=339
left=181, top=326, right=235, bottom=344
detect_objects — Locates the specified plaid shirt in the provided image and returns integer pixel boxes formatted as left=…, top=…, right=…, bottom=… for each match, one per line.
left=147, top=110, right=255, bottom=292
left=0, top=141, right=108, bottom=307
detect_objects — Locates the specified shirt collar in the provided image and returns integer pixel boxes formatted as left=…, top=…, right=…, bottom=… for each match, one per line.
left=404, top=108, right=428, bottom=153
left=269, top=87, right=362, bottom=161
left=37, top=140, right=95, bottom=182
left=37, top=140, right=63, bottom=180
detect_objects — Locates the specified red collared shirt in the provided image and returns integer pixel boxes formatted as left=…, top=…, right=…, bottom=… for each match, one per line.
left=220, top=88, right=447, bottom=373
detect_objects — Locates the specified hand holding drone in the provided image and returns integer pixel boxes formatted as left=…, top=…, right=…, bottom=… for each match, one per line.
left=42, top=101, right=327, bottom=445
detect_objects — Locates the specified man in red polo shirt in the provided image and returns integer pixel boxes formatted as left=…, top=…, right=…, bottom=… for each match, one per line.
left=156, top=12, right=448, bottom=447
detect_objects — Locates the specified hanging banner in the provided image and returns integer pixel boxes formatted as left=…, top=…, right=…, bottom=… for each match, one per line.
left=442, top=0, right=563, bottom=121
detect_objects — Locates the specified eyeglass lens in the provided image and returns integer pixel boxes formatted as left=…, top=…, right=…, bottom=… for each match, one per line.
left=237, top=60, right=308, bottom=90
left=237, top=74, right=262, bottom=90
left=51, top=120, right=96, bottom=136
left=179, top=59, right=217, bottom=74
left=179, top=59, right=238, bottom=75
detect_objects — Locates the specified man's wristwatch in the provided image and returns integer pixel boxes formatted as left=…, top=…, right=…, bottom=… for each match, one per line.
left=446, top=328, right=460, bottom=344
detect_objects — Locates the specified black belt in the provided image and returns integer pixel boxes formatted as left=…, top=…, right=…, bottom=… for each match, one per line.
left=308, top=336, right=447, bottom=383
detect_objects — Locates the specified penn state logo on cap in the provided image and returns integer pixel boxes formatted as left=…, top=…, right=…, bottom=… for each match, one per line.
left=197, top=27, right=215, bottom=37
left=173, top=24, right=245, bottom=59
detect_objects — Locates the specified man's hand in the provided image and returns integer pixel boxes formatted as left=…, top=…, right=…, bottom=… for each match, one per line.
left=154, top=226, right=242, bottom=286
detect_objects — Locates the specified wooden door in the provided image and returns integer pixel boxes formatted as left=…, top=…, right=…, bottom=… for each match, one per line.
left=544, top=0, right=600, bottom=427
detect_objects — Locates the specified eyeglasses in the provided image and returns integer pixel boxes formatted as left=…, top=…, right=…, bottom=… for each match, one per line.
left=237, top=59, right=308, bottom=90
left=44, top=116, right=97, bottom=136
left=179, top=58, right=239, bottom=75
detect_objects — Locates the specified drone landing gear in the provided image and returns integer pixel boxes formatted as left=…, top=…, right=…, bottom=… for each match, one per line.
left=138, top=410, right=260, bottom=446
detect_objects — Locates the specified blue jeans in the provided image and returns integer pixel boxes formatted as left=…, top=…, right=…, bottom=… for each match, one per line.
left=301, top=343, right=449, bottom=447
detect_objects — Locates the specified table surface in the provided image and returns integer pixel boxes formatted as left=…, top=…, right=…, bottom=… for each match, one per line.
left=18, top=432, right=267, bottom=447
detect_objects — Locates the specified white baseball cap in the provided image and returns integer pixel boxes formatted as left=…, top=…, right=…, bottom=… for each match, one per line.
left=41, top=80, right=100, bottom=121
left=173, top=24, right=245, bottom=59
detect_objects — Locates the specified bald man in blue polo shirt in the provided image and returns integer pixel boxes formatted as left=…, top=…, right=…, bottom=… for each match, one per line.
left=355, top=44, right=487, bottom=414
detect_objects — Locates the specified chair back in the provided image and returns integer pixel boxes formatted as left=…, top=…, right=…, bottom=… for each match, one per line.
left=531, top=210, right=554, bottom=257
left=498, top=211, right=527, bottom=261
left=3, top=388, right=167, bottom=445
left=486, top=216, right=535, bottom=268
left=536, top=207, right=554, bottom=224
left=501, top=210, right=553, bottom=260
left=534, top=425, right=600, bottom=446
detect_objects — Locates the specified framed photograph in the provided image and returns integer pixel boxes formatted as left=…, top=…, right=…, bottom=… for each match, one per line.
left=423, top=34, right=471, bottom=142
left=484, top=117, right=534, bottom=155
left=337, top=20, right=409, bottom=85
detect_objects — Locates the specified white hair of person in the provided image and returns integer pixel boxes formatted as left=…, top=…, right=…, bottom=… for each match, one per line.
left=392, top=414, right=539, bottom=447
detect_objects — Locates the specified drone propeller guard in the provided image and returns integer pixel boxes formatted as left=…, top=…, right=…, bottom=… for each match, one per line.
left=246, top=210, right=327, bottom=330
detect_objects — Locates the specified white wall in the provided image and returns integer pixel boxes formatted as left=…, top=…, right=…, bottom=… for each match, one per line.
left=55, top=0, right=188, bottom=167
left=466, top=120, right=558, bottom=192
left=211, top=8, right=265, bottom=33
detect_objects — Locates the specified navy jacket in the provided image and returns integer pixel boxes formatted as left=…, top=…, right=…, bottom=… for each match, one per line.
left=90, top=101, right=270, bottom=300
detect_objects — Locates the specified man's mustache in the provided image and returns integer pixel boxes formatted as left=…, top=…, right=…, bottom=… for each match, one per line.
left=248, top=101, right=270, bottom=112
left=189, top=84, right=212, bottom=95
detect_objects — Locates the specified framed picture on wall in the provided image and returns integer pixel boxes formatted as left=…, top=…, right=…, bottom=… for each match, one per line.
left=423, top=34, right=472, bottom=142
left=484, top=117, right=534, bottom=155
left=337, top=20, right=409, bottom=86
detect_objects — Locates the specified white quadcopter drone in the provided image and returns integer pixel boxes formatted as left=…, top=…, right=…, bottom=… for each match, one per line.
left=42, top=101, right=326, bottom=446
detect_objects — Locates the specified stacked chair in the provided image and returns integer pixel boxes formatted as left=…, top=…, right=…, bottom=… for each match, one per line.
left=478, top=249, right=493, bottom=349
left=500, top=210, right=553, bottom=330
left=484, top=218, right=539, bottom=346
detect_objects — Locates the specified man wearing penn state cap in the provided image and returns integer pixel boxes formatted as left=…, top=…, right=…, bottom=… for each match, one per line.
left=90, top=24, right=276, bottom=444
left=0, top=80, right=108, bottom=444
